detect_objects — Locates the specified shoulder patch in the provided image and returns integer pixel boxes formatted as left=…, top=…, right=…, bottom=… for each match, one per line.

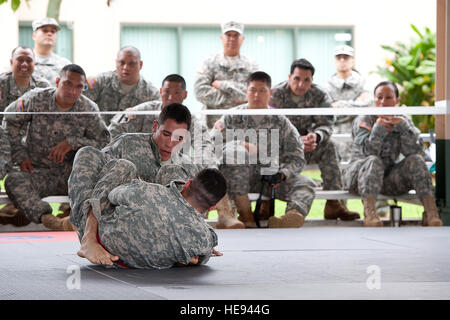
left=214, top=120, right=225, bottom=132
left=359, top=121, right=372, bottom=131
left=268, top=99, right=278, bottom=108
left=86, top=78, right=97, bottom=90
left=16, top=99, right=24, bottom=112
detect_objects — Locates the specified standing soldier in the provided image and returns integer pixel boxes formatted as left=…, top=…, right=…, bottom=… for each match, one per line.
left=83, top=46, right=160, bottom=125
left=270, top=58, right=360, bottom=221
left=212, top=71, right=316, bottom=228
left=31, top=18, right=71, bottom=85
left=194, top=21, right=258, bottom=128
left=0, top=46, right=50, bottom=222
left=344, top=81, right=442, bottom=227
left=3, top=64, right=110, bottom=231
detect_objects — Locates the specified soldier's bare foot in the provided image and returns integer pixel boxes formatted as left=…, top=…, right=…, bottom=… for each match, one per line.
left=77, top=234, right=119, bottom=266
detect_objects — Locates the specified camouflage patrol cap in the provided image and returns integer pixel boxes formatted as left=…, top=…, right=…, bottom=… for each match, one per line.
left=221, top=21, right=244, bottom=34
left=32, top=17, right=61, bottom=32
left=334, top=45, right=354, bottom=57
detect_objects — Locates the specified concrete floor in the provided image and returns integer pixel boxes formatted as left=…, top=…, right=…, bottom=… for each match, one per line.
left=1, top=227, right=449, bottom=301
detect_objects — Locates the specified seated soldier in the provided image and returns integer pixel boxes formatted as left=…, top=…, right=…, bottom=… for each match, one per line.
left=344, top=81, right=442, bottom=227
left=108, top=74, right=217, bottom=168
left=68, top=103, right=203, bottom=229
left=71, top=161, right=225, bottom=269
left=211, top=71, right=316, bottom=228
left=270, top=58, right=359, bottom=221
left=3, top=64, right=110, bottom=230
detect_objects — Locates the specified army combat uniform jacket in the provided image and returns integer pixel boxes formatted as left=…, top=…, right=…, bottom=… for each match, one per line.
left=83, top=70, right=160, bottom=124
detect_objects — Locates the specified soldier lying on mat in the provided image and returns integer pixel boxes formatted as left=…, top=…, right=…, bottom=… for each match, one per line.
left=71, top=163, right=225, bottom=269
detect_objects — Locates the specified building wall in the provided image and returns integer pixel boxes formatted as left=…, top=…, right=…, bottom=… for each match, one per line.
left=1, top=0, right=436, bottom=95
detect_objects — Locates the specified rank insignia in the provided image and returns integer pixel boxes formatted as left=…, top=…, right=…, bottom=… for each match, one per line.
left=359, top=121, right=372, bottom=131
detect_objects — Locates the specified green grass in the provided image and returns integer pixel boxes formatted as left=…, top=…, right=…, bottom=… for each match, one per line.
left=207, top=170, right=425, bottom=220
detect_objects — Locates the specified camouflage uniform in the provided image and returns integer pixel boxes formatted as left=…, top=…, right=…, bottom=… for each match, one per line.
left=69, top=158, right=217, bottom=269
left=344, top=115, right=433, bottom=198
left=211, top=104, right=316, bottom=216
left=325, top=71, right=371, bottom=161
left=33, top=52, right=71, bottom=86
left=83, top=71, right=160, bottom=125
left=270, top=81, right=342, bottom=190
left=3, top=87, right=110, bottom=224
left=108, top=100, right=218, bottom=168
left=68, top=133, right=201, bottom=232
left=194, top=53, right=258, bottom=128
left=0, top=71, right=50, bottom=121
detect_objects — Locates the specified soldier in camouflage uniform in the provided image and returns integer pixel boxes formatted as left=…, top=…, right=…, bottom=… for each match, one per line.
left=108, top=74, right=217, bottom=168
left=344, top=81, right=442, bottom=227
left=71, top=163, right=224, bottom=269
left=270, top=58, right=360, bottom=221
left=31, top=18, right=71, bottom=85
left=0, top=46, right=51, bottom=224
left=325, top=45, right=371, bottom=162
left=211, top=72, right=316, bottom=228
left=0, top=46, right=50, bottom=121
left=83, top=46, right=160, bottom=125
left=194, top=21, right=258, bottom=128
left=3, top=64, right=110, bottom=231
left=68, top=104, right=202, bottom=234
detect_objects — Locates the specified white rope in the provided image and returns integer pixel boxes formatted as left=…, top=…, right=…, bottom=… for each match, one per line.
left=0, top=106, right=447, bottom=116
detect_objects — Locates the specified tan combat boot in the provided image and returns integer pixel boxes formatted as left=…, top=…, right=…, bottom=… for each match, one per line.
left=215, top=194, right=245, bottom=229
left=235, top=194, right=256, bottom=228
left=42, top=213, right=76, bottom=231
left=324, top=200, right=360, bottom=221
left=421, top=195, right=443, bottom=227
left=268, top=209, right=305, bottom=228
left=362, top=195, right=383, bottom=227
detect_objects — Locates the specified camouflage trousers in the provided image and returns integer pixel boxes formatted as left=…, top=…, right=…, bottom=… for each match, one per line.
left=305, top=138, right=343, bottom=190
left=218, top=143, right=316, bottom=216
left=5, top=165, right=72, bottom=223
left=0, top=126, right=11, bottom=179
left=68, top=146, right=192, bottom=241
left=344, top=154, right=434, bottom=199
left=68, top=146, right=136, bottom=241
